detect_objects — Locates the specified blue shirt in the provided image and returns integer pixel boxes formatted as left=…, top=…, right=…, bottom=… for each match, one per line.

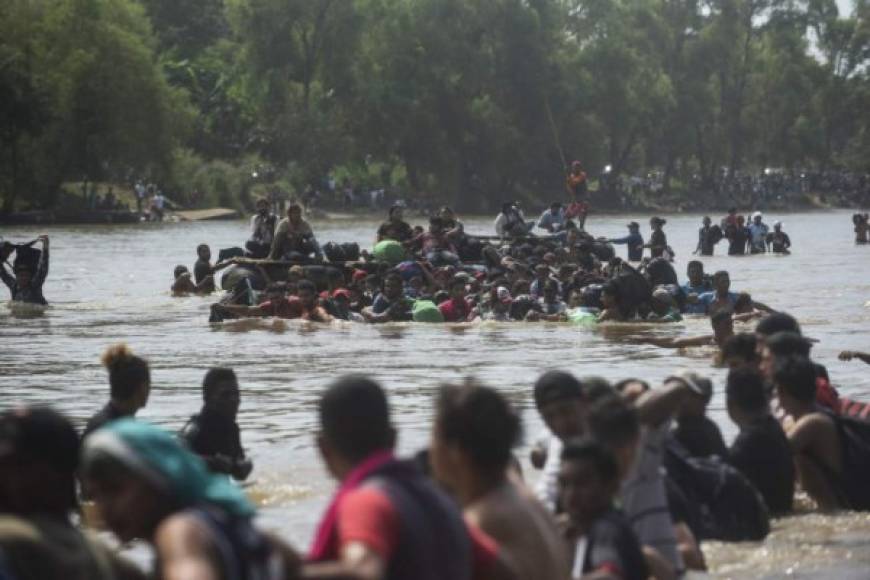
left=537, top=208, right=566, bottom=232
left=697, top=291, right=738, bottom=313
left=610, top=233, right=644, bottom=261
left=681, top=282, right=711, bottom=314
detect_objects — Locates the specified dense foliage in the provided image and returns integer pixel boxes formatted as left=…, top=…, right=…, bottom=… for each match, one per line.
left=1, top=0, right=868, bottom=212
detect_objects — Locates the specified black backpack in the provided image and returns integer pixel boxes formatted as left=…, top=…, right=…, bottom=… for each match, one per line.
left=830, top=412, right=870, bottom=511
left=665, top=439, right=770, bottom=541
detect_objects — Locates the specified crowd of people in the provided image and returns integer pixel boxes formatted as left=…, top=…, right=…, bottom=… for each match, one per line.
left=170, top=195, right=810, bottom=328
left=3, top=311, right=870, bottom=579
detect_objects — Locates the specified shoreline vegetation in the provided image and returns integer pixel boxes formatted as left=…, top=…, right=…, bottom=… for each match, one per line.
left=2, top=0, right=869, bottom=219
left=0, top=177, right=864, bottom=226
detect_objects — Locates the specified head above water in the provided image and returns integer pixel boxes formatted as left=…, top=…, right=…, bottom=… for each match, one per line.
left=721, top=333, right=759, bottom=369
left=202, top=367, right=240, bottom=419
left=558, top=438, right=620, bottom=524
left=687, top=260, right=704, bottom=284
left=102, top=344, right=150, bottom=410
left=726, top=367, right=769, bottom=424
left=772, top=355, right=817, bottom=415
left=173, top=265, right=189, bottom=279
left=317, top=375, right=395, bottom=477
left=755, top=312, right=801, bottom=338
left=388, top=204, right=404, bottom=220
left=585, top=396, right=640, bottom=480
left=431, top=380, right=521, bottom=485
left=534, top=371, right=586, bottom=441
left=197, top=244, right=211, bottom=261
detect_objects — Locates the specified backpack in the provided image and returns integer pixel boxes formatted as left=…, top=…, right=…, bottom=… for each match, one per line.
left=644, top=257, right=678, bottom=286
left=664, top=440, right=770, bottom=541
left=322, top=242, right=348, bottom=263
left=830, top=412, right=870, bottom=511
left=218, top=247, right=246, bottom=263
left=611, top=264, right=652, bottom=319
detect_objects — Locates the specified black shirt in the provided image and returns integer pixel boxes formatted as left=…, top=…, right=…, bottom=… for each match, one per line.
left=728, top=227, right=748, bottom=255
left=728, top=415, right=795, bottom=514
left=674, top=415, right=728, bottom=458
left=377, top=220, right=413, bottom=242
left=581, top=508, right=649, bottom=580
left=649, top=230, right=667, bottom=258
left=179, top=410, right=245, bottom=462
left=82, top=402, right=131, bottom=439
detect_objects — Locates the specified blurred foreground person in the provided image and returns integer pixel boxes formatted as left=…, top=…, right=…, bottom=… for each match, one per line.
left=0, top=407, right=144, bottom=580
left=81, top=419, right=299, bottom=580
left=83, top=344, right=151, bottom=438
left=304, top=375, right=517, bottom=580
left=430, top=381, right=570, bottom=580
left=559, top=439, right=649, bottom=580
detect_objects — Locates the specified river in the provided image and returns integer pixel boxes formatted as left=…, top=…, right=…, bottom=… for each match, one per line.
left=2, top=210, right=869, bottom=578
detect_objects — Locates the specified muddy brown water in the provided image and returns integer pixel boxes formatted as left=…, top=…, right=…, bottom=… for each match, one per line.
left=2, top=210, right=869, bottom=578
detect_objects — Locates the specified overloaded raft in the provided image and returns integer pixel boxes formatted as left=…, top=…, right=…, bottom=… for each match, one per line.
left=209, top=223, right=689, bottom=324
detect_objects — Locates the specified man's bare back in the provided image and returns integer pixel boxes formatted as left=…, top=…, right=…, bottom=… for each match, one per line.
left=465, top=480, right=570, bottom=580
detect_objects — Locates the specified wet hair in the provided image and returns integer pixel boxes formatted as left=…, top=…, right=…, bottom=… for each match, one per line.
left=297, top=279, right=317, bottom=293
left=560, top=438, right=619, bottom=484
left=174, top=265, right=189, bottom=279
left=533, top=371, right=584, bottom=409
left=0, top=407, right=80, bottom=514
left=721, top=333, right=758, bottom=364
left=614, top=378, right=651, bottom=394
left=584, top=377, right=617, bottom=404
left=202, top=367, right=237, bottom=401
left=734, top=292, right=753, bottom=313
left=756, top=312, right=801, bottom=337
left=726, top=368, right=768, bottom=412
left=319, top=375, right=393, bottom=461
left=712, top=270, right=729, bottom=281
left=435, top=381, right=521, bottom=474
left=197, top=244, right=210, bottom=255
left=687, top=260, right=703, bottom=272
left=772, top=356, right=817, bottom=403
left=765, top=331, right=811, bottom=358
left=101, top=344, right=150, bottom=401
left=587, top=397, right=640, bottom=449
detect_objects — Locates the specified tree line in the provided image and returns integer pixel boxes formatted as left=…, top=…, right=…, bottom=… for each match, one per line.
left=2, top=0, right=868, bottom=214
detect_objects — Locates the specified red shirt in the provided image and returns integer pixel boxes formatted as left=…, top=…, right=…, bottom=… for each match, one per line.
left=258, top=297, right=304, bottom=319
left=338, top=486, right=498, bottom=576
left=439, top=297, right=472, bottom=322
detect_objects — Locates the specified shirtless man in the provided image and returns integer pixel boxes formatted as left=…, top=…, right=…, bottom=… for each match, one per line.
left=171, top=265, right=213, bottom=296
left=640, top=310, right=734, bottom=351
left=430, top=381, right=570, bottom=580
left=773, top=355, right=868, bottom=511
